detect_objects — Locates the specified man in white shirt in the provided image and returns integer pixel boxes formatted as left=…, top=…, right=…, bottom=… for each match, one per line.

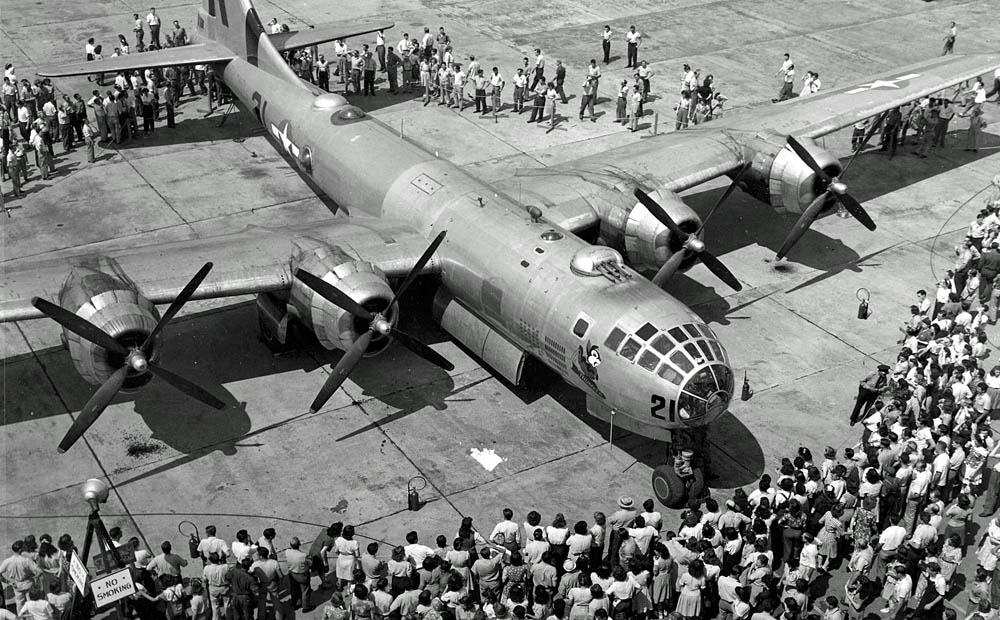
left=489, top=508, right=522, bottom=551
left=601, top=26, right=611, bottom=64
left=146, top=8, right=161, bottom=48
left=196, top=525, right=230, bottom=563
left=908, top=512, right=938, bottom=550
left=625, top=26, right=641, bottom=68
left=403, top=531, right=434, bottom=567
left=639, top=499, right=662, bottom=532
left=903, top=460, right=931, bottom=533
left=523, top=530, right=549, bottom=565
left=626, top=516, right=657, bottom=558
left=873, top=523, right=906, bottom=583
left=529, top=49, right=545, bottom=91
left=489, top=67, right=504, bottom=114
left=930, top=441, right=952, bottom=493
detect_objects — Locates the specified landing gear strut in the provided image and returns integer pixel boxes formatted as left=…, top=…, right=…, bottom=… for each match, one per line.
left=651, top=428, right=711, bottom=508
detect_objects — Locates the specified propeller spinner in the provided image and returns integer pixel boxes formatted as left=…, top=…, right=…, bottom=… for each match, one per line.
left=776, top=119, right=882, bottom=260
left=32, top=262, right=225, bottom=453
left=295, top=231, right=454, bottom=413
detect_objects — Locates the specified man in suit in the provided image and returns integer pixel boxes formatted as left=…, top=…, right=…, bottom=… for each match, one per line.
left=978, top=241, right=1000, bottom=303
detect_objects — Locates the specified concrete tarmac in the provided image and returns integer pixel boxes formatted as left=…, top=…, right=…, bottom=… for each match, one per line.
left=2, top=0, right=999, bottom=616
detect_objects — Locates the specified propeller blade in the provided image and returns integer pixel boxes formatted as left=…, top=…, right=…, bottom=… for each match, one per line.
left=391, top=329, right=455, bottom=371
left=32, top=297, right=129, bottom=356
left=58, top=365, right=128, bottom=453
left=786, top=136, right=832, bottom=184
left=699, top=250, right=743, bottom=291
left=310, top=331, right=373, bottom=413
left=700, top=162, right=751, bottom=230
left=776, top=191, right=831, bottom=259
left=141, top=262, right=214, bottom=352
left=147, top=362, right=226, bottom=409
left=388, top=231, right=447, bottom=309
left=650, top=250, right=689, bottom=288
left=835, top=192, right=877, bottom=231
left=633, top=188, right=686, bottom=238
left=840, top=111, right=888, bottom=177
left=295, top=269, right=373, bottom=321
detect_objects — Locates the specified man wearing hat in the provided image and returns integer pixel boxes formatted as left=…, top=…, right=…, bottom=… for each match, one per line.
left=607, top=497, right=636, bottom=568
left=849, top=365, right=891, bottom=426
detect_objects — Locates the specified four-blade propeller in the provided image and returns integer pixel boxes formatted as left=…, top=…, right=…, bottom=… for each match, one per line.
left=32, top=262, right=225, bottom=453
left=295, top=231, right=454, bottom=414
left=633, top=166, right=747, bottom=292
left=777, top=124, right=881, bottom=259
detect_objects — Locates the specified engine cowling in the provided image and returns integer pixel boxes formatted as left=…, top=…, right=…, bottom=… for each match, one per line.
left=740, top=134, right=842, bottom=215
left=602, top=189, right=702, bottom=272
left=288, top=239, right=396, bottom=354
left=58, top=268, right=161, bottom=390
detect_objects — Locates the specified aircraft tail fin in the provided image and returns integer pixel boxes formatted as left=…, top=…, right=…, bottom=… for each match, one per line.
left=197, top=0, right=300, bottom=84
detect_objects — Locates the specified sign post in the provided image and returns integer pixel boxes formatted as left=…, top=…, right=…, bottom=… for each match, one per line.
left=68, top=551, right=89, bottom=594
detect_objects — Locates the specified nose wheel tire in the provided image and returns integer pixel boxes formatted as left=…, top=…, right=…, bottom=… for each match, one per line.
left=652, top=465, right=686, bottom=508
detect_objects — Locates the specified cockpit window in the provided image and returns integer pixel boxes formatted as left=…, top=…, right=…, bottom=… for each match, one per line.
left=619, top=337, right=641, bottom=361
left=668, top=326, right=688, bottom=343
left=683, top=324, right=701, bottom=339
left=712, top=365, right=735, bottom=394
left=670, top=350, right=693, bottom=372
left=573, top=317, right=590, bottom=338
left=636, top=322, right=658, bottom=341
left=697, top=324, right=715, bottom=339
left=656, top=362, right=683, bottom=385
left=651, top=334, right=672, bottom=355
left=686, top=366, right=718, bottom=399
left=697, top=340, right=714, bottom=361
left=638, top=350, right=660, bottom=371
left=684, top=343, right=703, bottom=363
left=604, top=327, right=626, bottom=351
left=709, top=340, right=725, bottom=362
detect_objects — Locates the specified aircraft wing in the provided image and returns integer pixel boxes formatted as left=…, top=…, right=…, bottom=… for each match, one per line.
left=35, top=42, right=236, bottom=78
left=725, top=52, right=1000, bottom=139
left=268, top=21, right=394, bottom=52
left=0, top=219, right=438, bottom=322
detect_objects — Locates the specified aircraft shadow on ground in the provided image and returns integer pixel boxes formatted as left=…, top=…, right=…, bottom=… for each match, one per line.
left=4, top=283, right=458, bottom=460
left=104, top=98, right=261, bottom=151
left=504, top=359, right=764, bottom=490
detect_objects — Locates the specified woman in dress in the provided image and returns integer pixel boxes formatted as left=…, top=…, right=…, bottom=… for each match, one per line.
left=349, top=584, right=375, bottom=620
left=650, top=543, right=673, bottom=617
left=446, top=537, right=473, bottom=593
left=387, top=546, right=412, bottom=597
left=986, top=366, right=1000, bottom=418
left=335, top=525, right=361, bottom=591
left=565, top=573, right=594, bottom=620
left=546, top=513, right=570, bottom=570
left=626, top=559, right=651, bottom=620
left=937, top=533, right=964, bottom=587
left=943, top=494, right=972, bottom=547
left=674, top=559, right=705, bottom=620
left=36, top=539, right=62, bottom=593
left=500, top=551, right=530, bottom=604
left=850, top=496, right=879, bottom=550
left=815, top=506, right=844, bottom=572
left=963, top=427, right=994, bottom=494
left=322, top=591, right=349, bottom=620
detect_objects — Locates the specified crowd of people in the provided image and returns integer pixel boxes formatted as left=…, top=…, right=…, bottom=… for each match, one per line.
left=0, top=7, right=223, bottom=201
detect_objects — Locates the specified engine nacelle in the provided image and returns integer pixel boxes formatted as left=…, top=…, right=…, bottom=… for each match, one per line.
left=741, top=134, right=842, bottom=214
left=288, top=238, right=396, bottom=354
left=602, top=189, right=702, bottom=272
left=58, top=268, right=161, bottom=390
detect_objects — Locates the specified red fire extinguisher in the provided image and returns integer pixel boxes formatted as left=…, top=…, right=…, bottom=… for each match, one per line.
left=856, top=288, right=871, bottom=320
left=407, top=476, right=427, bottom=511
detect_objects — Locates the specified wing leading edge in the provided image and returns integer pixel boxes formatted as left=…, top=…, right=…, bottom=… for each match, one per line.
left=35, top=42, right=236, bottom=78
left=0, top=220, right=439, bottom=323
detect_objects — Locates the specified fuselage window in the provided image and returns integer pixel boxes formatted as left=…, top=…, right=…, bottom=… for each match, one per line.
left=604, top=327, right=627, bottom=351
left=636, top=322, right=658, bottom=341
left=573, top=318, right=590, bottom=338
left=619, top=337, right=642, bottom=361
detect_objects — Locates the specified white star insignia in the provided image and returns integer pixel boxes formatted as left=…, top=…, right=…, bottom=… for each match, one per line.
left=845, top=73, right=921, bottom=95
left=270, top=122, right=300, bottom=158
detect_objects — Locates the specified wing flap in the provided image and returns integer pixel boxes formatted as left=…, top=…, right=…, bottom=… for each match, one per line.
left=268, top=21, right=394, bottom=51
left=35, top=42, right=236, bottom=78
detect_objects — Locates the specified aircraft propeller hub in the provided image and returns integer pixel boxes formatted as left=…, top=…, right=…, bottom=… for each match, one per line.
left=686, top=238, right=706, bottom=253
left=372, top=316, right=392, bottom=336
left=128, top=350, right=148, bottom=373
left=829, top=180, right=848, bottom=195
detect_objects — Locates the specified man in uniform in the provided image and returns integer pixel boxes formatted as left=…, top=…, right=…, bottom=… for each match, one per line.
left=849, top=364, right=890, bottom=425
left=384, top=49, right=398, bottom=94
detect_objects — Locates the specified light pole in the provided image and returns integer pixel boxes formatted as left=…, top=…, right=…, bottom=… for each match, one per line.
left=69, top=479, right=130, bottom=620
